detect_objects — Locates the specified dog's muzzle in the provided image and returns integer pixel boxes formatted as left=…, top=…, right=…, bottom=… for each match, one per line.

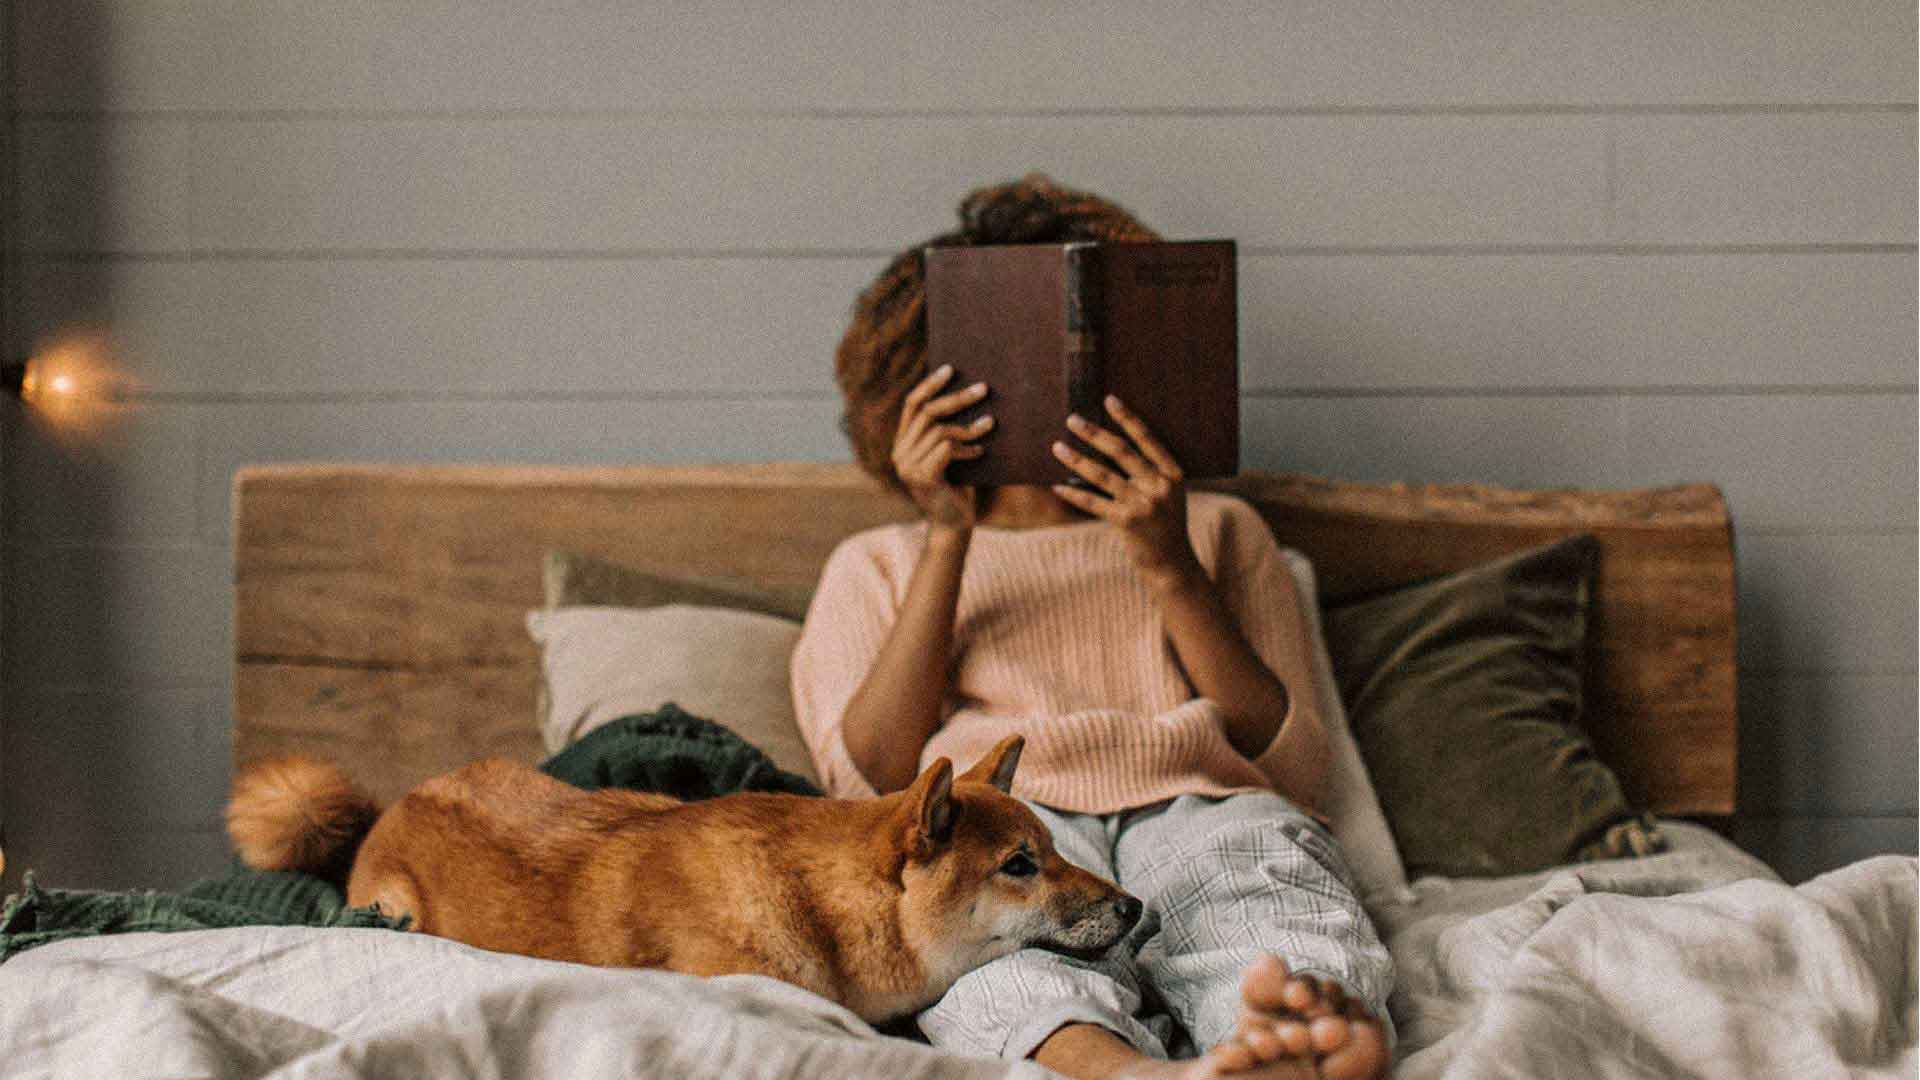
left=1036, top=893, right=1143, bottom=959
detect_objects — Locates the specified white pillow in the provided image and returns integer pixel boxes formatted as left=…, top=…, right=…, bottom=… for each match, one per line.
left=526, top=604, right=820, bottom=785
left=1278, top=550, right=1413, bottom=904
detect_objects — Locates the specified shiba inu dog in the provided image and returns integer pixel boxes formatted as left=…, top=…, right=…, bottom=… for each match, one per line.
left=227, top=735, right=1141, bottom=1022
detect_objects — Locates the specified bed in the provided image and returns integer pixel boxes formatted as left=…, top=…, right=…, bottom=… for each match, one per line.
left=2, top=463, right=1912, bottom=1079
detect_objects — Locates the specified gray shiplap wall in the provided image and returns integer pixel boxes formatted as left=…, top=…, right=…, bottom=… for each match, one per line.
left=3, top=2, right=1914, bottom=890
left=0, top=0, right=10, bottom=874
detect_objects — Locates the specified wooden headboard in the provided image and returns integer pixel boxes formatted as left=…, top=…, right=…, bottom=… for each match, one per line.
left=233, top=463, right=1737, bottom=815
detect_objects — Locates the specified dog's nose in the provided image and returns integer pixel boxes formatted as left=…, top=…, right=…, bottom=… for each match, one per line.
left=1114, top=895, right=1143, bottom=928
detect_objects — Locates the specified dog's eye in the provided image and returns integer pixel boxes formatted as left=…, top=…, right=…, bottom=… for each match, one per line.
left=999, top=852, right=1038, bottom=878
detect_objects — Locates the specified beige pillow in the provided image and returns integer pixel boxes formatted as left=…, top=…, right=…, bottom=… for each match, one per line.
left=525, top=604, right=820, bottom=785
left=535, top=549, right=813, bottom=733
left=1274, top=551, right=1411, bottom=904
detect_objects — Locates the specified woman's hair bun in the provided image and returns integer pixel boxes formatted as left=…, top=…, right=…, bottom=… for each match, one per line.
left=955, top=172, right=1161, bottom=246
left=958, top=172, right=1072, bottom=244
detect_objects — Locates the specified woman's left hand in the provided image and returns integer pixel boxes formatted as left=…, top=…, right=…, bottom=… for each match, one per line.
left=1051, top=395, right=1202, bottom=591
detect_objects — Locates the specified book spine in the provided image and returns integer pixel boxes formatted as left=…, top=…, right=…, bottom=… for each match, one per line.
left=1064, top=243, right=1104, bottom=426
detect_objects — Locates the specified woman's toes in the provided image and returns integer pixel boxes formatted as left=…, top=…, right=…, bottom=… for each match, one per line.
left=1207, top=1036, right=1260, bottom=1074
left=1240, top=1023, right=1286, bottom=1063
left=1319, top=980, right=1348, bottom=1016
left=1319, top=1016, right=1390, bottom=1080
left=1308, top=1015, right=1351, bottom=1054
left=1279, top=974, right=1321, bottom=1014
left=1275, top=1019, right=1313, bottom=1057
left=1240, top=954, right=1294, bottom=1016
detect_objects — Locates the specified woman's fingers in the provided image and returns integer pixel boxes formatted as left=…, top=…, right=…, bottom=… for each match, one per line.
left=1051, top=439, right=1127, bottom=497
left=921, top=380, right=989, bottom=420
left=1102, top=395, right=1184, bottom=481
left=913, top=416, right=993, bottom=459
left=1050, top=481, right=1118, bottom=519
left=1064, top=412, right=1153, bottom=481
left=900, top=416, right=991, bottom=483
left=916, top=436, right=985, bottom=469
left=902, top=364, right=956, bottom=411
left=895, top=365, right=957, bottom=446
left=898, top=414, right=992, bottom=466
left=953, top=414, right=995, bottom=442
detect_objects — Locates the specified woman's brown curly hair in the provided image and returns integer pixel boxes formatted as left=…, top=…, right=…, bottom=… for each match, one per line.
left=834, top=173, right=1160, bottom=495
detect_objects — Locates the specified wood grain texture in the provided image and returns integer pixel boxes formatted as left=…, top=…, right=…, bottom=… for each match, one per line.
left=234, top=463, right=1736, bottom=812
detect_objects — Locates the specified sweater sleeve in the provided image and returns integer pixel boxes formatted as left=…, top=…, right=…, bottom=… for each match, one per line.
left=788, top=534, right=898, bottom=798
left=1206, top=499, right=1330, bottom=791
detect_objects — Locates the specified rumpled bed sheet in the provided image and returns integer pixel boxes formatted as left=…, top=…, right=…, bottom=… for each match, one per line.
left=1373, top=822, right=1917, bottom=1079
left=0, top=823, right=1911, bottom=1079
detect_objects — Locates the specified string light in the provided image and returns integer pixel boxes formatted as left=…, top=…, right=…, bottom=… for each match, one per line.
left=4, top=330, right=124, bottom=409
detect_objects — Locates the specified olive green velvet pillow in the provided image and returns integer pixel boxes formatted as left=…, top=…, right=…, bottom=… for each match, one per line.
left=1320, top=535, right=1662, bottom=879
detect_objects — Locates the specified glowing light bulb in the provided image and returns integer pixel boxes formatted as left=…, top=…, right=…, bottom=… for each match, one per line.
left=49, top=374, right=75, bottom=396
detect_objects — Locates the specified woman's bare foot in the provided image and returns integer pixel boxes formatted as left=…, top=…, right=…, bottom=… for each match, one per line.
left=1035, top=956, right=1389, bottom=1080
left=1186, top=954, right=1390, bottom=1080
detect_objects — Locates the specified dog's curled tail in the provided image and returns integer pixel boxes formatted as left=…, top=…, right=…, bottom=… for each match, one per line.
left=227, top=755, right=381, bottom=881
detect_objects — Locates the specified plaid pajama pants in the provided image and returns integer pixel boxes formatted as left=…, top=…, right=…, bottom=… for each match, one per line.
left=917, top=791, right=1394, bottom=1062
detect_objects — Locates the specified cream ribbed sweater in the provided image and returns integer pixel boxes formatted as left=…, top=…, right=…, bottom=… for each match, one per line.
left=789, top=492, right=1320, bottom=814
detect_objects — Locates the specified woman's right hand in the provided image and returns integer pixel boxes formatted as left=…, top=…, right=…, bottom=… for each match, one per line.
left=892, top=364, right=992, bottom=530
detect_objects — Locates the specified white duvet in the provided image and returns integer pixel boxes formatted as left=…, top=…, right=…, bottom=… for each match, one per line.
left=1, top=824, right=1911, bottom=1079
left=1375, top=824, right=1917, bottom=1079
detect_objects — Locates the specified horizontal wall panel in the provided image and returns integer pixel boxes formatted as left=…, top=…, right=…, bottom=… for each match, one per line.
left=182, top=115, right=1607, bottom=254
left=1247, top=252, right=1917, bottom=389
left=15, top=1, right=1913, bottom=112
left=6, top=543, right=231, bottom=690
left=195, top=398, right=851, bottom=542
left=13, top=118, right=192, bottom=252
left=10, top=258, right=197, bottom=386
left=1739, top=674, right=1917, bottom=816
left=1731, top=816, right=1918, bottom=885
left=13, top=256, right=874, bottom=396
left=1, top=687, right=230, bottom=841
left=1624, top=395, right=1917, bottom=531
left=16, top=252, right=1914, bottom=395
left=1245, top=393, right=1913, bottom=531
left=1246, top=393, right=1633, bottom=493
left=3, top=402, right=202, bottom=544
left=1737, top=532, right=1918, bottom=674
left=1615, top=113, right=1917, bottom=244
left=25, top=115, right=1907, bottom=256
left=0, top=827, right=227, bottom=894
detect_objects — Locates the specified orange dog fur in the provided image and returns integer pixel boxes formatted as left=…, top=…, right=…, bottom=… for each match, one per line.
left=227, top=735, right=1140, bottom=1022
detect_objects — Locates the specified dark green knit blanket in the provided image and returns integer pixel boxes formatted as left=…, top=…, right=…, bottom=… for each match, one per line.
left=0, top=703, right=820, bottom=963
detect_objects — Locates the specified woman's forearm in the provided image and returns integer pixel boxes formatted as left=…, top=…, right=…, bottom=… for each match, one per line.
left=1146, top=561, right=1328, bottom=811
left=838, top=523, right=971, bottom=793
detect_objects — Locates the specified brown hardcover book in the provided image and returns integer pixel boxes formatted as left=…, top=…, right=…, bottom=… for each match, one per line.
left=924, top=239, right=1238, bottom=487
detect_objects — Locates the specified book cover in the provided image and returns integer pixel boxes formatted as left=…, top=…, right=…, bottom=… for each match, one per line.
left=924, top=239, right=1238, bottom=487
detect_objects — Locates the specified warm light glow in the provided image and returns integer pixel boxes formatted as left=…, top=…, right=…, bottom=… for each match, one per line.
left=17, top=327, right=124, bottom=416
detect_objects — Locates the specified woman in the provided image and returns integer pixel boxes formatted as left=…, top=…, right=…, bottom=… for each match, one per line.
left=792, top=175, right=1392, bottom=1080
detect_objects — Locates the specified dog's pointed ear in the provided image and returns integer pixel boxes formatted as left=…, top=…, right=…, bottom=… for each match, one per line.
left=905, top=757, right=955, bottom=855
left=958, top=735, right=1024, bottom=794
